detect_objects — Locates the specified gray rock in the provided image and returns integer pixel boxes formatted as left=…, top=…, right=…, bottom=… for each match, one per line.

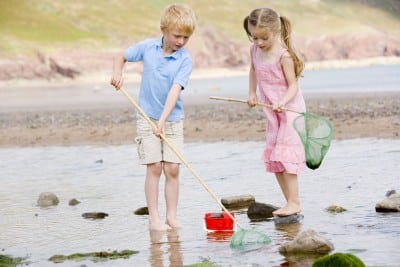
left=221, top=194, right=255, bottom=210
left=68, top=198, right=81, bottom=206
left=82, top=212, right=109, bottom=219
left=279, top=229, right=334, bottom=254
left=37, top=192, right=59, bottom=207
left=247, top=202, right=279, bottom=221
left=274, top=214, right=304, bottom=225
left=385, top=189, right=396, bottom=197
left=134, top=207, right=149, bottom=215
left=375, top=193, right=400, bottom=212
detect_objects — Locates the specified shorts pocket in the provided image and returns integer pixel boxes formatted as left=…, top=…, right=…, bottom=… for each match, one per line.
left=135, top=136, right=145, bottom=159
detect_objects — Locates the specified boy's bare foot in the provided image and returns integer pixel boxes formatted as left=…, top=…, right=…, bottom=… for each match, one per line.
left=149, top=221, right=172, bottom=231
left=166, top=218, right=183, bottom=229
left=273, top=204, right=301, bottom=217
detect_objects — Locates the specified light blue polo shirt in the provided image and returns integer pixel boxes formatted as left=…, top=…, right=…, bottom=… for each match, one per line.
left=124, top=37, right=192, bottom=121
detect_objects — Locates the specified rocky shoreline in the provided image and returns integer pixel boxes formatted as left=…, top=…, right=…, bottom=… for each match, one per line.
left=0, top=90, right=399, bottom=147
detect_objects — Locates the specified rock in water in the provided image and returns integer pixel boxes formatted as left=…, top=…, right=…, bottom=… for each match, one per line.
left=134, top=207, right=149, bottom=215
left=247, top=202, right=279, bottom=221
left=375, top=193, right=400, bottom=212
left=37, top=192, right=59, bottom=207
left=221, top=194, right=255, bottom=209
left=312, top=252, right=366, bottom=267
left=279, top=229, right=334, bottom=254
left=82, top=212, right=109, bottom=219
left=274, top=214, right=304, bottom=225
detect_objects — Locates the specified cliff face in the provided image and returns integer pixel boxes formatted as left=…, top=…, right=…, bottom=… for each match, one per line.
left=0, top=29, right=399, bottom=81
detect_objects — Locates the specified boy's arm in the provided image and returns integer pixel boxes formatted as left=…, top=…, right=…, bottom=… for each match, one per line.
left=155, top=84, right=182, bottom=136
left=110, top=52, right=127, bottom=90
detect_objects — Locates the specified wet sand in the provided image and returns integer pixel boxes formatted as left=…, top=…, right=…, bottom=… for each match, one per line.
left=0, top=82, right=398, bottom=147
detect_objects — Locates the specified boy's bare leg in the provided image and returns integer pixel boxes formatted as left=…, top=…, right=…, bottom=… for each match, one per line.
left=146, top=163, right=171, bottom=231
left=164, top=162, right=182, bottom=228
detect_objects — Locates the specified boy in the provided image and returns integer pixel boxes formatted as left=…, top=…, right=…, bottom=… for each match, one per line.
left=110, top=4, right=196, bottom=231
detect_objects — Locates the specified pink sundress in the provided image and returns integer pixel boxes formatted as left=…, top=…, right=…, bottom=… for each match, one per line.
left=252, top=45, right=306, bottom=174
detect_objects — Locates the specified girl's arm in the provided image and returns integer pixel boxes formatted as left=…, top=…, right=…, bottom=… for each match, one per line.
left=110, top=52, right=127, bottom=90
left=155, top=84, right=182, bottom=136
left=277, top=52, right=299, bottom=111
left=248, top=46, right=258, bottom=107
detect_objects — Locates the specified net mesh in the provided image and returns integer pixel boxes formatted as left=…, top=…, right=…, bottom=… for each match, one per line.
left=293, top=112, right=333, bottom=170
left=230, top=229, right=272, bottom=249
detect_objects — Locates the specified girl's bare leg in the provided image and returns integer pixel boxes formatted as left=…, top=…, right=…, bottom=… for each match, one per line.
left=164, top=162, right=182, bottom=228
left=273, top=172, right=301, bottom=216
left=146, top=162, right=171, bottom=231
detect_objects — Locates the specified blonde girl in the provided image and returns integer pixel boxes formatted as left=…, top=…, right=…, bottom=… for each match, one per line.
left=244, top=8, right=306, bottom=216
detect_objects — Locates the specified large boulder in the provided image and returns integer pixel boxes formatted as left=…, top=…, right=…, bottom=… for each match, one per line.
left=279, top=229, right=334, bottom=254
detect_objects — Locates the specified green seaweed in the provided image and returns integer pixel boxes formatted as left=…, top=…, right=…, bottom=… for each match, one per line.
left=184, top=257, right=219, bottom=267
left=48, top=250, right=138, bottom=263
left=0, top=254, right=29, bottom=267
left=313, top=252, right=365, bottom=267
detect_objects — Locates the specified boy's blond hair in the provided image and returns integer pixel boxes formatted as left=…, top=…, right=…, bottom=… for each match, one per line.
left=160, top=4, right=196, bottom=35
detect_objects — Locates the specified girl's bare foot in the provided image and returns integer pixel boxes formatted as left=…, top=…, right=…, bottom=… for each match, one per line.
left=166, top=218, right=182, bottom=229
left=273, top=204, right=301, bottom=217
left=149, top=221, right=172, bottom=231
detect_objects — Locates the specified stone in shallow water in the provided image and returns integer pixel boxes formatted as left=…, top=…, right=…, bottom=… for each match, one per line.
left=82, top=212, right=109, bottom=219
left=274, top=214, right=304, bottom=225
left=221, top=194, right=255, bottom=210
left=134, top=206, right=149, bottom=215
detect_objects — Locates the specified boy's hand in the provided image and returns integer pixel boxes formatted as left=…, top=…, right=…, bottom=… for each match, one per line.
left=110, top=74, right=123, bottom=90
left=154, top=121, right=165, bottom=137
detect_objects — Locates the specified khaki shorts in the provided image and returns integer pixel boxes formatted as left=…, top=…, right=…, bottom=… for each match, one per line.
left=135, top=115, right=183, bottom=165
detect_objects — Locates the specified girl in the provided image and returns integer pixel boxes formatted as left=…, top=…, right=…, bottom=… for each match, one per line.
left=243, top=8, right=306, bottom=217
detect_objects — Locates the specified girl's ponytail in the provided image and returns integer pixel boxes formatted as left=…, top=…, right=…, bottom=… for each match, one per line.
left=280, top=16, right=304, bottom=78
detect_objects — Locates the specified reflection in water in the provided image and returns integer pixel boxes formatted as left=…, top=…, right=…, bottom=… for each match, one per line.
left=275, top=222, right=302, bottom=240
left=206, top=231, right=234, bottom=242
left=149, top=229, right=183, bottom=267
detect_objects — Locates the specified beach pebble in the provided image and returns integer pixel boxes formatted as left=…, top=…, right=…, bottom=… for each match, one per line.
left=375, top=193, right=400, bottom=212
left=134, top=207, right=149, bottom=215
left=247, top=202, right=279, bottom=221
left=221, top=194, right=255, bottom=210
left=68, top=198, right=81, bottom=206
left=325, top=205, right=347, bottom=213
left=37, top=192, right=59, bottom=207
left=279, top=229, right=334, bottom=254
left=82, top=212, right=109, bottom=219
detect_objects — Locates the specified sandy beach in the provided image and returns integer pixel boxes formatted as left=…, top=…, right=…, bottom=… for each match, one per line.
left=0, top=74, right=399, bottom=148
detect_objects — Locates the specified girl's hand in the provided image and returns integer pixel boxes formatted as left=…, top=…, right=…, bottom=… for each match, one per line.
left=273, top=101, right=285, bottom=113
left=247, top=94, right=258, bottom=107
left=110, top=73, right=124, bottom=90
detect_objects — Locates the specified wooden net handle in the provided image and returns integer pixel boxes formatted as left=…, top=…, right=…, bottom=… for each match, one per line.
left=209, top=95, right=301, bottom=114
left=119, top=88, right=238, bottom=226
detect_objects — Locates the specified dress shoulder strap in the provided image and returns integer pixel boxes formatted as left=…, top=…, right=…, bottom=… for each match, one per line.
left=277, top=49, right=289, bottom=62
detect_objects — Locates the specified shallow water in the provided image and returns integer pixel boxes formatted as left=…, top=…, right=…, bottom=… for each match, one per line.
left=1, top=139, right=400, bottom=266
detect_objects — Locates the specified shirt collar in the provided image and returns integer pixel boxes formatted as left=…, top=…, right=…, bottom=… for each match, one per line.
left=158, top=36, right=181, bottom=59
